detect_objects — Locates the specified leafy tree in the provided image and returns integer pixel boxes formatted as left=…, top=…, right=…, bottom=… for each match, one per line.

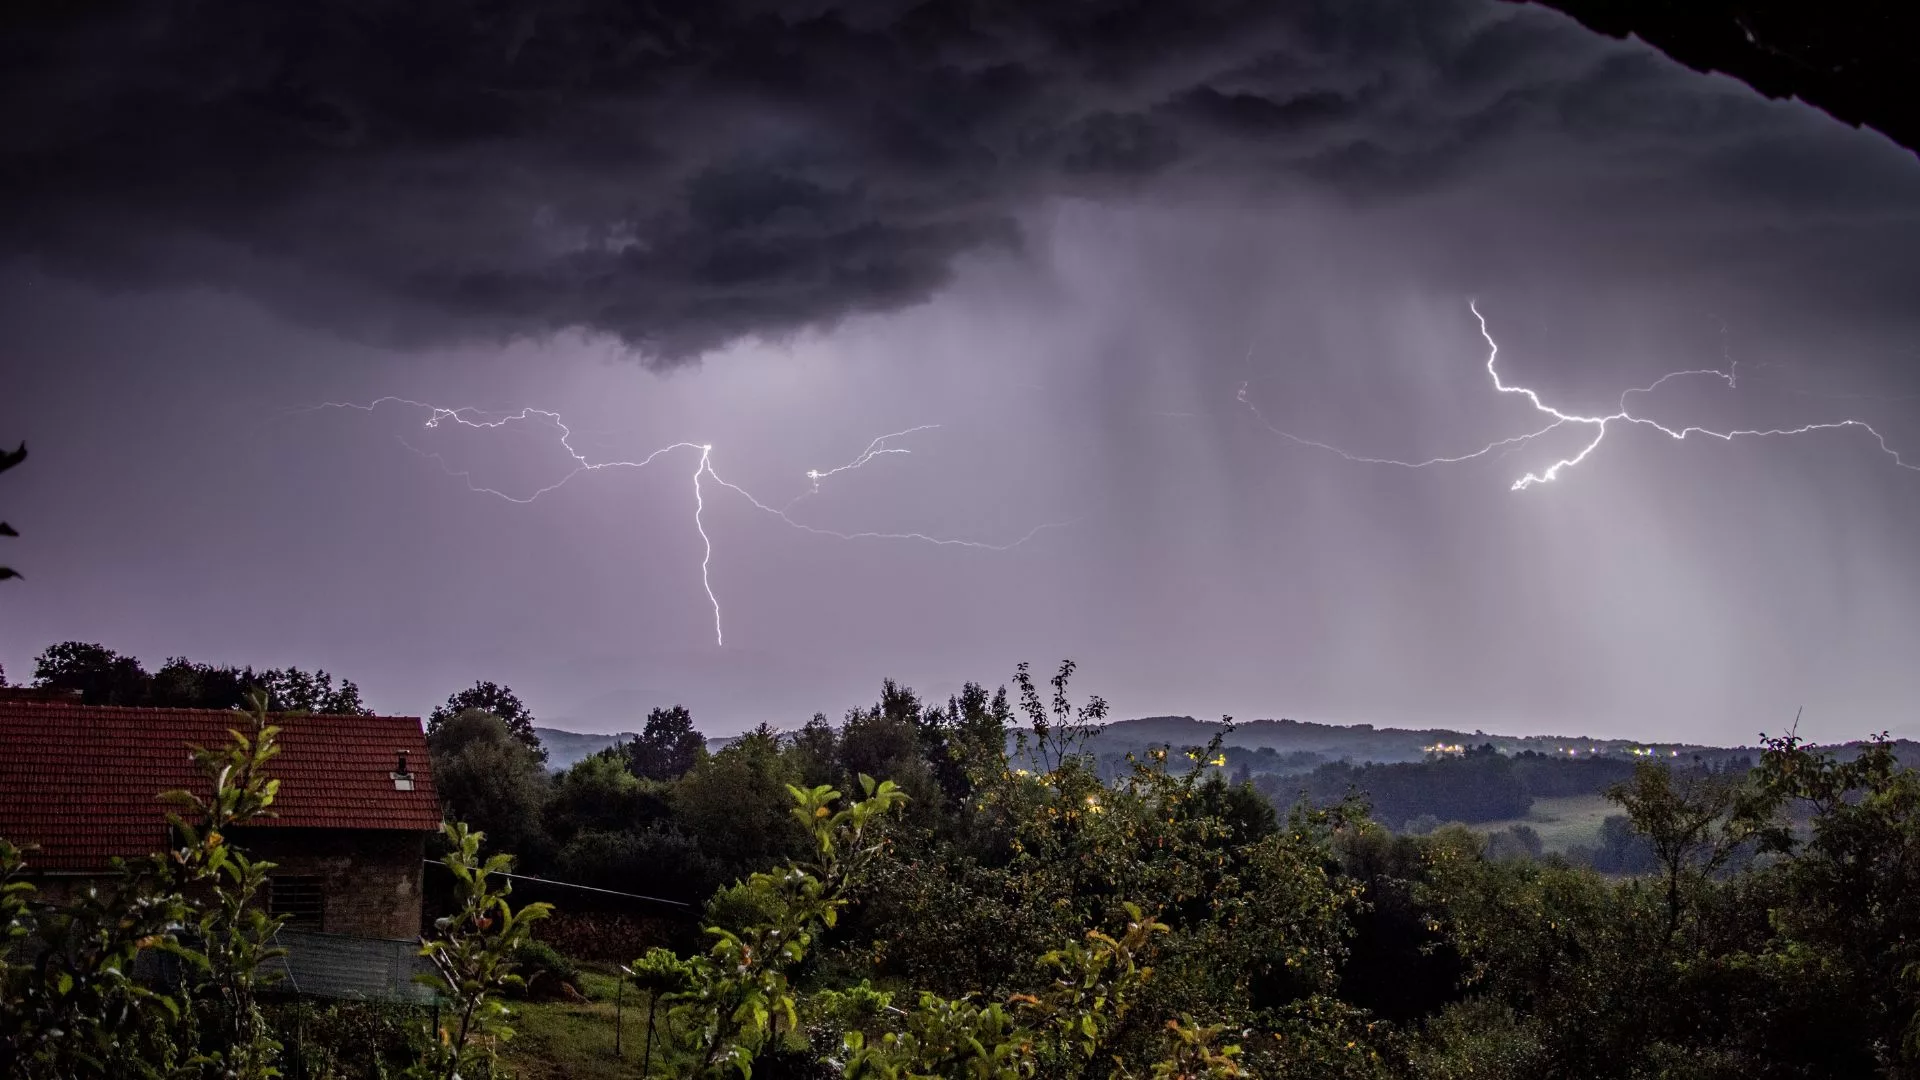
left=636, top=775, right=909, bottom=1077
left=253, top=666, right=369, bottom=715
left=31, top=640, right=150, bottom=705
left=30, top=645, right=372, bottom=714
left=786, top=711, right=843, bottom=789
left=0, top=441, right=22, bottom=582
left=428, top=709, right=553, bottom=862
left=626, top=704, right=705, bottom=781
left=838, top=688, right=926, bottom=786
left=430, top=680, right=543, bottom=758
left=674, top=725, right=808, bottom=874
left=1013, top=659, right=1107, bottom=772
left=546, top=751, right=651, bottom=843
left=410, top=822, right=551, bottom=1080
left=148, top=657, right=253, bottom=709
left=1608, top=761, right=1759, bottom=942
left=1744, top=732, right=1920, bottom=1072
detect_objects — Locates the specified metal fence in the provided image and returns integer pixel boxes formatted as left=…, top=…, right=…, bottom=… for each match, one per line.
left=262, top=928, right=439, bottom=1006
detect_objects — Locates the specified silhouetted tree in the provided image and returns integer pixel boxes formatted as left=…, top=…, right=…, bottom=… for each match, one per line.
left=145, top=658, right=371, bottom=714
left=626, top=705, right=705, bottom=781
left=430, top=680, right=543, bottom=758
left=253, top=667, right=369, bottom=714
left=32, top=641, right=150, bottom=705
left=785, top=712, right=842, bottom=788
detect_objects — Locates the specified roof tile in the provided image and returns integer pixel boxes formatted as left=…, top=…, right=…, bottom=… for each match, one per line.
left=0, top=702, right=441, bottom=870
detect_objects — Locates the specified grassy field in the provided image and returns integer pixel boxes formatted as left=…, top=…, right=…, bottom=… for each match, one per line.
left=1470, top=793, right=1618, bottom=853
left=499, top=968, right=663, bottom=1080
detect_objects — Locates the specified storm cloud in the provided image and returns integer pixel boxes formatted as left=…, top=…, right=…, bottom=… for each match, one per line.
left=7, top=0, right=1907, bottom=362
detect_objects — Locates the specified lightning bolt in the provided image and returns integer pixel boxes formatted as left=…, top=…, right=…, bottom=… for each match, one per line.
left=1240, top=301, right=1920, bottom=491
left=300, top=398, right=1069, bottom=645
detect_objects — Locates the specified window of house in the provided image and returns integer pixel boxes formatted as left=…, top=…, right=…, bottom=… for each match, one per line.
left=268, top=875, right=325, bottom=931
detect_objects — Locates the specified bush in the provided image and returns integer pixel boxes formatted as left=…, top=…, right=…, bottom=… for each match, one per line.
left=270, top=1001, right=428, bottom=1078
left=703, top=881, right=788, bottom=934
left=508, top=939, right=580, bottom=1001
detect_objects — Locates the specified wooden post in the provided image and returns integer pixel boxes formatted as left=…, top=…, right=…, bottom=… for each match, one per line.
left=614, top=968, right=626, bottom=1057
left=643, top=996, right=659, bottom=1077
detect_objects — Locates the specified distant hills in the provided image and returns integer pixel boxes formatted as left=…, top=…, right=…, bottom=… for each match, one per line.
left=533, top=727, right=634, bottom=770
left=1083, top=715, right=1739, bottom=766
left=533, top=726, right=736, bottom=771
left=534, top=714, right=1752, bottom=773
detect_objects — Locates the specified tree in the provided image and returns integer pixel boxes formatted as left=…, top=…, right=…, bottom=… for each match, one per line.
left=430, top=680, right=542, bottom=758
left=786, top=711, right=843, bottom=788
left=253, top=666, right=369, bottom=715
left=1608, top=761, right=1757, bottom=943
left=0, top=441, right=22, bottom=582
left=673, top=726, right=807, bottom=874
left=412, top=823, right=551, bottom=1080
left=626, top=704, right=705, bottom=781
left=428, top=709, right=552, bottom=862
left=31, top=641, right=149, bottom=705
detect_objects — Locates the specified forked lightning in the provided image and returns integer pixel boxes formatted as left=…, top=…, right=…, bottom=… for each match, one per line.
left=1241, top=301, right=1918, bottom=490
left=304, top=399, right=1068, bottom=645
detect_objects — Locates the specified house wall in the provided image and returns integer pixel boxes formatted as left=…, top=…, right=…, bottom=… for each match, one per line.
left=23, top=829, right=428, bottom=940
left=235, top=828, right=428, bottom=939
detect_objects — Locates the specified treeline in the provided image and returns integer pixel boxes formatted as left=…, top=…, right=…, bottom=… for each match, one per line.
left=428, top=675, right=1025, bottom=909
left=1269, top=745, right=1755, bottom=832
left=12, top=640, right=369, bottom=715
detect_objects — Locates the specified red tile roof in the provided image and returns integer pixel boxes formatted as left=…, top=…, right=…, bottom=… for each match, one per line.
left=0, top=702, right=441, bottom=870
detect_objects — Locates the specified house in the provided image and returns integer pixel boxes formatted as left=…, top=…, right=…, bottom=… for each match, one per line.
left=0, top=695, right=441, bottom=939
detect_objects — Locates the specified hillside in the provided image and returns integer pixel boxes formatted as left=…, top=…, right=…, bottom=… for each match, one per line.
left=532, top=726, right=738, bottom=771
left=1086, top=714, right=1737, bottom=766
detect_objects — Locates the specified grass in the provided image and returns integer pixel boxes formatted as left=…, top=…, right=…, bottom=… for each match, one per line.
left=1470, top=793, right=1619, bottom=852
left=498, top=967, right=666, bottom=1080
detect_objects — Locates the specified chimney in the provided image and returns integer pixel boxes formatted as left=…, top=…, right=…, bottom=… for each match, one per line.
left=391, top=750, right=415, bottom=791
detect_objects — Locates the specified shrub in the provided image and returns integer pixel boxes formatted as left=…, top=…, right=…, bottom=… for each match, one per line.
left=508, top=940, right=580, bottom=1001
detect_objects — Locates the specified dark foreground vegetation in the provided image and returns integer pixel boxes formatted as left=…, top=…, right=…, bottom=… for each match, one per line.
left=7, top=660, right=1920, bottom=1078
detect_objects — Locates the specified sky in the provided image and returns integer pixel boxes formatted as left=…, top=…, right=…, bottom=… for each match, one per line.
left=4, top=0, right=1920, bottom=745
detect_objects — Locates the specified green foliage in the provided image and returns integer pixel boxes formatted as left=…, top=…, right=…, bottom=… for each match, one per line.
left=0, top=692, right=292, bottom=1079
left=411, top=822, right=553, bottom=1080
left=628, top=705, right=707, bottom=782
left=508, top=940, right=581, bottom=1000
left=430, top=681, right=544, bottom=758
left=272, top=1001, right=430, bottom=1079
left=654, top=775, right=908, bottom=1077
left=430, top=709, right=554, bottom=861
left=674, top=728, right=809, bottom=873
left=1301, top=747, right=1530, bottom=832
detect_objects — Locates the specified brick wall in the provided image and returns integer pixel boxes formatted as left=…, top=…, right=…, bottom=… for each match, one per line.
left=239, top=828, right=427, bottom=939
left=23, top=828, right=429, bottom=940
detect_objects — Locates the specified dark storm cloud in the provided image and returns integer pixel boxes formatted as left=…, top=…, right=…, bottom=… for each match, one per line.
left=0, top=0, right=1845, bottom=363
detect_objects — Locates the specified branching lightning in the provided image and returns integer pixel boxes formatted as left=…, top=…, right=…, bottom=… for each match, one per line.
left=302, top=398, right=1069, bottom=645
left=1240, top=301, right=1920, bottom=491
